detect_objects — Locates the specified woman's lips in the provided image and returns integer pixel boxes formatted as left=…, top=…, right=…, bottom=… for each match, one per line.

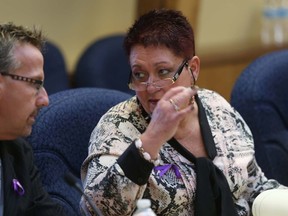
left=149, top=99, right=158, bottom=104
left=148, top=99, right=159, bottom=111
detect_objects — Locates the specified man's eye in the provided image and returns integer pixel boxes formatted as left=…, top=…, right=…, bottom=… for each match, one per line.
left=33, top=83, right=41, bottom=90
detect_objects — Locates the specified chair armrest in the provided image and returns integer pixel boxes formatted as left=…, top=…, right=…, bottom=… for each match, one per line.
left=252, top=189, right=288, bottom=216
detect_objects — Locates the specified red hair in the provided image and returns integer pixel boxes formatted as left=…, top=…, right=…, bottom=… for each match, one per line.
left=124, top=9, right=195, bottom=59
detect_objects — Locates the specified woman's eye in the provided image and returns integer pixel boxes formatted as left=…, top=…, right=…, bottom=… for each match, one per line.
left=132, top=71, right=147, bottom=80
left=158, top=69, right=171, bottom=77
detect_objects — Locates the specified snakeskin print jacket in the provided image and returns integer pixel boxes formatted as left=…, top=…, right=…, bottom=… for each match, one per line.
left=80, top=88, right=285, bottom=216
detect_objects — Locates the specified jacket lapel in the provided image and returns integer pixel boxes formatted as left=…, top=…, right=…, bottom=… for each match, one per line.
left=0, top=141, right=18, bottom=216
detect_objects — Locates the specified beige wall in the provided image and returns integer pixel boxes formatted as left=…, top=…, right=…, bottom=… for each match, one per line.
left=0, top=0, right=136, bottom=72
left=197, top=0, right=262, bottom=51
left=0, top=0, right=263, bottom=73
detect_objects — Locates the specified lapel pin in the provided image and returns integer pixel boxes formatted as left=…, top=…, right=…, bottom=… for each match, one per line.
left=12, top=179, right=25, bottom=196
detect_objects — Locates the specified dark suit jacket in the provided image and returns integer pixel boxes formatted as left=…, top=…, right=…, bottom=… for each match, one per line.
left=0, top=139, right=65, bottom=216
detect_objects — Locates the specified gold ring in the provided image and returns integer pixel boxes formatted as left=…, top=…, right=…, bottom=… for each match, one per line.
left=169, top=98, right=179, bottom=111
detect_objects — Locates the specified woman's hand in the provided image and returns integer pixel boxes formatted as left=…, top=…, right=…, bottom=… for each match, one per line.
left=140, top=86, right=197, bottom=158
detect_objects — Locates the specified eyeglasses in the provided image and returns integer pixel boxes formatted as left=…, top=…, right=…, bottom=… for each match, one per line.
left=128, top=59, right=189, bottom=91
left=0, top=72, right=44, bottom=93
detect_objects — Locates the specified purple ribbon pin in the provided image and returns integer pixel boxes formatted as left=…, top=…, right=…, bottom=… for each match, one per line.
left=12, top=179, right=25, bottom=196
left=154, top=164, right=181, bottom=179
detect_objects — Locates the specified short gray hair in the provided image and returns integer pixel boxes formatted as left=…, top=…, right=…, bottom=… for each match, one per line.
left=0, top=22, right=45, bottom=73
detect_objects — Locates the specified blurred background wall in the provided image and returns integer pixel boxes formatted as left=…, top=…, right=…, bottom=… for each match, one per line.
left=0, top=0, right=136, bottom=72
left=1, top=0, right=286, bottom=99
left=0, top=0, right=263, bottom=70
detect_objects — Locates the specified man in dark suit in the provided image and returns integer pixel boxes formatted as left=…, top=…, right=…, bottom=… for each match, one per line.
left=0, top=22, right=64, bottom=215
